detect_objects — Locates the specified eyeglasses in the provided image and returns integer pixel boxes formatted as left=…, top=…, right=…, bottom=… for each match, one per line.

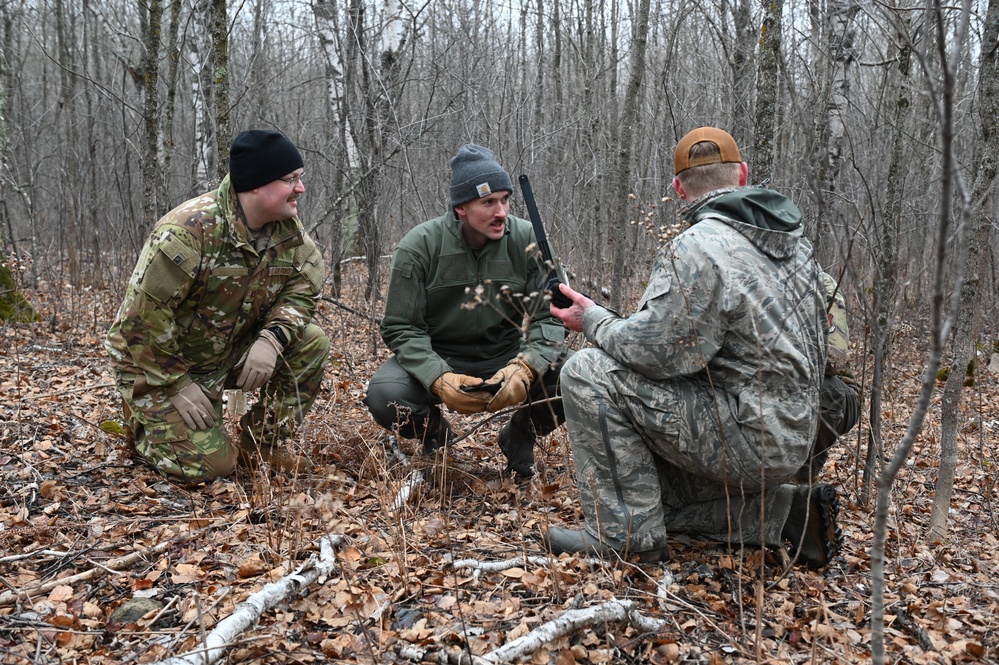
left=278, top=173, right=305, bottom=187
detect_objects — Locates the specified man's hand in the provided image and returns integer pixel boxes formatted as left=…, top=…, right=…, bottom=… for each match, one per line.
left=431, top=372, right=493, bottom=414
left=236, top=330, right=283, bottom=392
left=549, top=282, right=595, bottom=333
left=486, top=358, right=536, bottom=412
left=169, top=383, right=216, bottom=431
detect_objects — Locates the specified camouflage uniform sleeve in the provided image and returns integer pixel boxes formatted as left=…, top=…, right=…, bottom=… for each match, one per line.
left=113, top=226, right=201, bottom=394
left=260, top=233, right=324, bottom=346
left=583, top=241, right=722, bottom=380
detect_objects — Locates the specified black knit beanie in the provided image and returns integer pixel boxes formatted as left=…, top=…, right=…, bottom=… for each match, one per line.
left=449, top=144, right=513, bottom=207
left=230, top=130, right=304, bottom=192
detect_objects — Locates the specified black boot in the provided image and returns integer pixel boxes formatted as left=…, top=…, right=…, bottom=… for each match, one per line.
left=782, top=483, right=842, bottom=569
left=498, top=412, right=536, bottom=478
left=421, top=411, right=454, bottom=455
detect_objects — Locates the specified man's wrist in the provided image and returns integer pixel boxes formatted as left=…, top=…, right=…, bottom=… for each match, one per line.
left=266, top=327, right=289, bottom=349
left=166, top=375, right=194, bottom=396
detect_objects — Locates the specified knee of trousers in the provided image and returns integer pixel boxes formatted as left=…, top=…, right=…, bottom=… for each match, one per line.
left=561, top=348, right=615, bottom=405
left=363, top=378, right=433, bottom=431
left=135, top=423, right=236, bottom=482
left=287, top=323, right=330, bottom=364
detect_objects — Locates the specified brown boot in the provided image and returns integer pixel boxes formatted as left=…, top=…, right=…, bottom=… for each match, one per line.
left=237, top=440, right=313, bottom=474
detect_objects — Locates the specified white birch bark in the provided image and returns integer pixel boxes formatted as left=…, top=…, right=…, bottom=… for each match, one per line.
left=152, top=536, right=345, bottom=665
left=189, top=0, right=212, bottom=191
left=314, top=0, right=358, bottom=169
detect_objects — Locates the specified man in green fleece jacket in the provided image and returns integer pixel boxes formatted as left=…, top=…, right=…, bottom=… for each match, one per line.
left=546, top=127, right=841, bottom=568
left=364, top=144, right=568, bottom=478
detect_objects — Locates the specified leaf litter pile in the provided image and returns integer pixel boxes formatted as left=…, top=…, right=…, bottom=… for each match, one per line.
left=1, top=265, right=997, bottom=664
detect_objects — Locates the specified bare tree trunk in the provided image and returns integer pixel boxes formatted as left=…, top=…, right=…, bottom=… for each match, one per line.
left=0, top=3, right=18, bottom=260
left=580, top=0, right=604, bottom=293
left=142, top=0, right=163, bottom=228
left=811, top=0, right=859, bottom=264
left=870, top=1, right=967, bottom=660
left=863, top=10, right=912, bottom=507
left=727, top=0, right=756, bottom=147
left=160, top=0, right=183, bottom=219
left=248, top=0, right=270, bottom=124
left=313, top=0, right=351, bottom=298
left=609, top=0, right=651, bottom=310
left=753, top=0, right=783, bottom=180
left=928, top=0, right=999, bottom=542
left=0, top=34, right=35, bottom=322
left=211, top=0, right=230, bottom=179
left=190, top=0, right=212, bottom=191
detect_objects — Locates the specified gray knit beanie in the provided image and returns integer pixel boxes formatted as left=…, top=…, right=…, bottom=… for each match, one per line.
left=449, top=144, right=513, bottom=207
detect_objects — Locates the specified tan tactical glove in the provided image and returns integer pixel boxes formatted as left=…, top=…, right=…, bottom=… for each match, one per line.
left=236, top=329, right=283, bottom=392
left=431, top=372, right=493, bottom=414
left=169, top=382, right=216, bottom=431
left=486, top=358, right=536, bottom=412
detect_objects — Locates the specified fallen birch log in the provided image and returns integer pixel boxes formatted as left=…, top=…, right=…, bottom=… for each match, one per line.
left=0, top=530, right=202, bottom=607
left=447, top=554, right=556, bottom=580
left=152, top=535, right=345, bottom=665
left=482, top=598, right=666, bottom=663
left=397, top=598, right=666, bottom=665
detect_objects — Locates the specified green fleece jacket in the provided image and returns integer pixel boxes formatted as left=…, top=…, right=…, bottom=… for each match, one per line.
left=381, top=210, right=567, bottom=390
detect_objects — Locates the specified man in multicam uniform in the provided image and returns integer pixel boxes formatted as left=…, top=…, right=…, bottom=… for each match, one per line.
left=106, top=130, right=329, bottom=484
left=797, top=272, right=861, bottom=482
left=546, top=127, right=841, bottom=568
left=363, top=144, right=567, bottom=478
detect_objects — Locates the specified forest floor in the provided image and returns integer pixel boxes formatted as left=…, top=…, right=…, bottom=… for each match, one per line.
left=1, top=263, right=998, bottom=665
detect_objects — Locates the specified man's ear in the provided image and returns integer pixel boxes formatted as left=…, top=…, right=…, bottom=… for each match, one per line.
left=739, top=162, right=749, bottom=186
left=672, top=177, right=686, bottom=200
left=454, top=204, right=467, bottom=220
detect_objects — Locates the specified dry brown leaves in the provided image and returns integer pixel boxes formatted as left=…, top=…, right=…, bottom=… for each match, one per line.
left=1, top=271, right=997, bottom=664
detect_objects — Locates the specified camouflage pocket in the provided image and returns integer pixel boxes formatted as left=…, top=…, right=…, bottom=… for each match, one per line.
left=293, top=243, right=325, bottom=292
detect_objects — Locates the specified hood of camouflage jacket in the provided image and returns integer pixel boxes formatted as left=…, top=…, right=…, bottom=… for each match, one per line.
left=682, top=187, right=803, bottom=261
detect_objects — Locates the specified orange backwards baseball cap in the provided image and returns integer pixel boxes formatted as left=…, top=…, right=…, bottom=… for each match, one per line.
left=673, top=127, right=742, bottom=175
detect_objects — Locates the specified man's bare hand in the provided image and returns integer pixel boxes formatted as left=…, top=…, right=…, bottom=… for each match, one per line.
left=549, top=282, right=594, bottom=333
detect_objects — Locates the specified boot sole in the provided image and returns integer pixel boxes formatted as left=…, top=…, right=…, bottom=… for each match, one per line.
left=801, top=484, right=843, bottom=569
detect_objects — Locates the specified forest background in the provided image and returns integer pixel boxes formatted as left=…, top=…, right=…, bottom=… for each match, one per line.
left=1, top=0, right=998, bottom=663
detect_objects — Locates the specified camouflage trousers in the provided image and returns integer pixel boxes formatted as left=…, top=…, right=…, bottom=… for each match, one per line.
left=114, top=323, right=329, bottom=483
left=561, top=348, right=804, bottom=553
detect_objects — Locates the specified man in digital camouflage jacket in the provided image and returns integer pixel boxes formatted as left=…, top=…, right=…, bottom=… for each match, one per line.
left=547, top=128, right=841, bottom=568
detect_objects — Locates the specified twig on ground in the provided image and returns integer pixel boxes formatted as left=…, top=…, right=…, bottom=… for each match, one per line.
left=322, top=296, right=381, bottom=324
left=17, top=382, right=116, bottom=401
left=891, top=603, right=936, bottom=652
left=0, top=530, right=204, bottom=607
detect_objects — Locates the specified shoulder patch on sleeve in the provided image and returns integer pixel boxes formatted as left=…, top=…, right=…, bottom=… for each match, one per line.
left=159, top=234, right=200, bottom=278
